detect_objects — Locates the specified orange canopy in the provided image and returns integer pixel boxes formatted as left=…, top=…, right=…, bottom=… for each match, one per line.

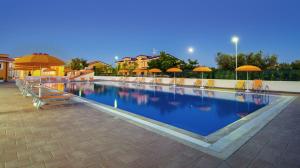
left=166, top=67, right=182, bottom=73
left=14, top=53, right=64, bottom=66
left=14, top=67, right=41, bottom=70
left=236, top=65, right=262, bottom=72
left=14, top=65, right=50, bottom=70
left=149, top=68, right=162, bottom=73
left=193, top=66, right=212, bottom=72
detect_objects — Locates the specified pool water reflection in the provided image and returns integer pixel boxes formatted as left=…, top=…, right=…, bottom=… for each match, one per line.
left=45, top=82, right=272, bottom=136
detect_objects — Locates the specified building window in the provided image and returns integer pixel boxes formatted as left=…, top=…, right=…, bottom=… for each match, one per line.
left=0, top=63, right=3, bottom=70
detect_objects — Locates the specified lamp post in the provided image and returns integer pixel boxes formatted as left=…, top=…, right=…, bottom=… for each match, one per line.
left=188, top=47, right=194, bottom=54
left=231, top=36, right=239, bottom=80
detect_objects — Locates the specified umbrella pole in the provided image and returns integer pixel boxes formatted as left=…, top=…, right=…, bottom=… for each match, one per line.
left=246, top=71, right=250, bottom=92
left=154, top=73, right=156, bottom=86
left=200, top=72, right=204, bottom=89
left=174, top=72, right=176, bottom=87
left=39, top=65, right=42, bottom=97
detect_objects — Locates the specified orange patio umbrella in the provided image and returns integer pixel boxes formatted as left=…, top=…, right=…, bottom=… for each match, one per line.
left=14, top=53, right=64, bottom=66
left=193, top=66, right=212, bottom=89
left=149, top=68, right=162, bottom=73
left=14, top=53, right=64, bottom=97
left=149, top=68, right=162, bottom=85
left=236, top=65, right=262, bottom=92
left=167, top=67, right=182, bottom=86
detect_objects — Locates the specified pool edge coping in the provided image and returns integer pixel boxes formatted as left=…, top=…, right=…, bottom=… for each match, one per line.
left=71, top=92, right=296, bottom=160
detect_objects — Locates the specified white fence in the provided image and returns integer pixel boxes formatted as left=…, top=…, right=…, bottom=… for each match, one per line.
left=94, top=76, right=300, bottom=93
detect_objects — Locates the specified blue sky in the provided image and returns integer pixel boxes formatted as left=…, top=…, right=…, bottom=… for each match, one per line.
left=0, top=0, right=299, bottom=66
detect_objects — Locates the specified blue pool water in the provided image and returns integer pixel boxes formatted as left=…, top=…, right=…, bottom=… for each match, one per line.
left=60, top=82, right=273, bottom=136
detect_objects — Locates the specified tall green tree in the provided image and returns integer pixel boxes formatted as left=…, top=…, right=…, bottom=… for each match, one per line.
left=216, top=51, right=278, bottom=70
left=69, top=58, right=88, bottom=70
left=215, top=52, right=235, bottom=70
left=291, top=60, right=300, bottom=69
left=183, top=59, right=199, bottom=70
left=263, top=54, right=278, bottom=70
left=148, top=51, right=184, bottom=71
left=246, top=52, right=264, bottom=68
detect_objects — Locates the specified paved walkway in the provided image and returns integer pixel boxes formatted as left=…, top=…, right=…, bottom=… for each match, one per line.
left=0, top=83, right=299, bottom=168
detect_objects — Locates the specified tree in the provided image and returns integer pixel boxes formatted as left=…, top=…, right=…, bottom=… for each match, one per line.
left=246, top=52, right=264, bottom=68
left=263, top=54, right=278, bottom=70
left=148, top=51, right=184, bottom=72
left=215, top=52, right=235, bottom=70
left=183, top=59, right=199, bottom=70
left=216, top=51, right=278, bottom=70
left=291, top=60, right=300, bottom=70
left=278, top=63, right=291, bottom=70
left=69, top=58, right=88, bottom=70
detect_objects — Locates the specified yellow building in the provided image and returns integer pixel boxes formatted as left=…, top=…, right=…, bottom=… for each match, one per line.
left=87, top=61, right=112, bottom=74
left=0, top=54, right=14, bottom=82
left=13, top=55, right=65, bottom=79
left=116, top=55, right=160, bottom=75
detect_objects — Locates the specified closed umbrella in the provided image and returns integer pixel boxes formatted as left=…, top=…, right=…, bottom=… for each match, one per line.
left=166, top=67, right=182, bottom=86
left=193, top=66, right=212, bottom=89
left=236, top=65, right=261, bottom=92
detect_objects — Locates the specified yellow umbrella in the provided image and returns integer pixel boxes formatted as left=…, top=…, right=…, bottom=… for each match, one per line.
left=236, top=65, right=261, bottom=72
left=236, top=65, right=262, bottom=92
left=193, top=66, right=212, bottom=89
left=167, top=67, right=182, bottom=86
left=149, top=68, right=162, bottom=85
left=14, top=53, right=64, bottom=97
left=149, top=68, right=162, bottom=73
left=14, top=53, right=64, bottom=66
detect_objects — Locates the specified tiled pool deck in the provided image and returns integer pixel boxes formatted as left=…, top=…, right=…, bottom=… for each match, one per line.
left=0, top=83, right=299, bottom=168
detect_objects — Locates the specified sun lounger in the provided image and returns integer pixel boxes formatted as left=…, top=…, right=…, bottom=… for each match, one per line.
left=169, top=78, right=175, bottom=85
left=28, top=87, right=75, bottom=109
left=149, top=78, right=155, bottom=84
left=34, top=93, right=74, bottom=109
left=139, top=77, right=145, bottom=83
left=155, top=78, right=162, bottom=85
left=133, top=77, right=138, bottom=82
left=194, top=79, right=202, bottom=88
left=252, top=79, right=263, bottom=91
left=235, top=80, right=245, bottom=90
left=207, top=79, right=215, bottom=88
left=176, top=78, right=185, bottom=86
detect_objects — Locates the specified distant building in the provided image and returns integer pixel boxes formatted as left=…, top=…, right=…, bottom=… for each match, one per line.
left=116, top=55, right=160, bottom=70
left=87, top=60, right=112, bottom=74
left=0, top=54, right=14, bottom=81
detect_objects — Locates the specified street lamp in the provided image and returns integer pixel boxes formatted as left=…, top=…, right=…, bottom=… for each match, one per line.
left=188, top=47, right=194, bottom=54
left=231, top=36, right=239, bottom=80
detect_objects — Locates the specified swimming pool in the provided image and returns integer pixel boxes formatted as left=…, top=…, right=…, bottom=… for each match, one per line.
left=44, top=81, right=295, bottom=158
left=58, top=81, right=276, bottom=136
